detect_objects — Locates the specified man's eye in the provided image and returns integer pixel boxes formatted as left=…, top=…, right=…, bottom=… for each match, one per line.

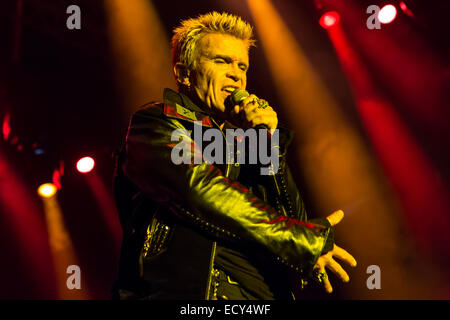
left=214, top=58, right=226, bottom=63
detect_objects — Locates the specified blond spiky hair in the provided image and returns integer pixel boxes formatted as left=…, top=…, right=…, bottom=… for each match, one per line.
left=171, top=11, right=256, bottom=70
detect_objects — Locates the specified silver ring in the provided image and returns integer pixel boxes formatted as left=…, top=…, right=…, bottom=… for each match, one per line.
left=257, top=99, right=268, bottom=109
left=312, top=268, right=327, bottom=284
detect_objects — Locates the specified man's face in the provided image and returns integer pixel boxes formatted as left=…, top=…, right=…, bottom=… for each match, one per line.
left=190, top=33, right=249, bottom=115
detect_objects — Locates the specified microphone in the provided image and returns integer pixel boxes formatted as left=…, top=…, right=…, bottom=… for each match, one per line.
left=227, top=89, right=269, bottom=131
left=229, top=88, right=250, bottom=106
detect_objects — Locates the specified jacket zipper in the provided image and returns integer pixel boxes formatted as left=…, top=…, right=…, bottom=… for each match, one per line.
left=205, top=118, right=230, bottom=300
left=204, top=242, right=217, bottom=299
left=271, top=162, right=288, bottom=217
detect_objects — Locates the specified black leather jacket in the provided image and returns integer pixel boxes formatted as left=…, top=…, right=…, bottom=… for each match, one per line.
left=112, top=88, right=332, bottom=299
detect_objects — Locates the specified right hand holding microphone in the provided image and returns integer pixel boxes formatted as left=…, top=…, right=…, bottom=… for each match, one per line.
left=230, top=92, right=278, bottom=133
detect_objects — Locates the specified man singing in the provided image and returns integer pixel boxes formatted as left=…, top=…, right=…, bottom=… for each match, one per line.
left=112, top=11, right=356, bottom=300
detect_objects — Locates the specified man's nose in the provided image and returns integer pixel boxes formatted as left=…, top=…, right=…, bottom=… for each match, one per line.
left=226, top=65, right=242, bottom=82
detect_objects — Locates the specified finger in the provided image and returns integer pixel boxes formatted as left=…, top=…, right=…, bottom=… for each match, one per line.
left=253, top=107, right=276, bottom=118
left=332, top=244, right=357, bottom=267
left=247, top=115, right=278, bottom=131
left=246, top=107, right=276, bottom=122
left=266, top=110, right=278, bottom=131
left=313, top=257, right=325, bottom=270
left=314, top=264, right=332, bottom=293
left=241, top=94, right=259, bottom=109
left=246, top=111, right=273, bottom=123
left=243, top=103, right=278, bottom=130
left=326, top=258, right=350, bottom=283
left=326, top=209, right=344, bottom=226
left=237, top=95, right=258, bottom=119
left=322, top=272, right=333, bottom=293
left=242, top=102, right=259, bottom=120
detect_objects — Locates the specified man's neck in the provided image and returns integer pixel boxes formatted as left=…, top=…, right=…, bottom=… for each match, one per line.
left=182, top=89, right=228, bottom=128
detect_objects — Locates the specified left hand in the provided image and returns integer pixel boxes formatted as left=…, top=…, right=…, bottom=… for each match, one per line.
left=232, top=94, right=278, bottom=133
left=313, top=244, right=357, bottom=293
left=312, top=210, right=357, bottom=293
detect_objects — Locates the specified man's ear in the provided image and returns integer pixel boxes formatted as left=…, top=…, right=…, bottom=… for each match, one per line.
left=174, top=63, right=191, bottom=87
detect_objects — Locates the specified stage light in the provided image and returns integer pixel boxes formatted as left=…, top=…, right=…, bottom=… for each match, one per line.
left=34, top=148, right=45, bottom=155
left=52, top=168, right=62, bottom=190
left=319, top=11, right=340, bottom=29
left=399, top=1, right=414, bottom=17
left=2, top=113, right=11, bottom=140
left=378, top=4, right=397, bottom=24
left=103, top=0, right=176, bottom=111
left=76, top=156, right=95, bottom=173
left=38, top=183, right=57, bottom=198
left=399, top=1, right=407, bottom=12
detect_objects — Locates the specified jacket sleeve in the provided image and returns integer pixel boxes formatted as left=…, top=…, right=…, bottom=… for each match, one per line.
left=122, top=107, right=330, bottom=272
left=270, top=127, right=335, bottom=255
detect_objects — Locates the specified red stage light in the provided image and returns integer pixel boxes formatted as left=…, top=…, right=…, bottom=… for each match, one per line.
left=319, top=11, right=340, bottom=29
left=399, top=1, right=414, bottom=17
left=2, top=113, right=11, bottom=141
left=52, top=168, right=62, bottom=190
left=76, top=156, right=95, bottom=173
left=399, top=1, right=407, bottom=12
left=378, top=4, right=397, bottom=24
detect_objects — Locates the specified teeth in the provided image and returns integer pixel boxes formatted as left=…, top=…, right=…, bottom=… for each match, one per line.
left=223, top=87, right=236, bottom=93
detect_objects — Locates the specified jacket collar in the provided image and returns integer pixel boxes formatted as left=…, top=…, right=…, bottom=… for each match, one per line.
left=163, top=88, right=214, bottom=127
left=163, top=88, right=208, bottom=114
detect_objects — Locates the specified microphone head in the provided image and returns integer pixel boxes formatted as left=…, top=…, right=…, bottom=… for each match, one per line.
left=230, top=89, right=249, bottom=105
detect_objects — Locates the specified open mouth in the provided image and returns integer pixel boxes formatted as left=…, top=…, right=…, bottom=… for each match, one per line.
left=222, top=86, right=239, bottom=96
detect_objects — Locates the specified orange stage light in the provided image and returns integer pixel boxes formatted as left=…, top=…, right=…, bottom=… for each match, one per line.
left=38, top=183, right=57, bottom=198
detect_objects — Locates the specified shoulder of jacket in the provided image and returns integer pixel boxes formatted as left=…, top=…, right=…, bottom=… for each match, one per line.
left=131, top=101, right=213, bottom=128
left=134, top=102, right=165, bottom=117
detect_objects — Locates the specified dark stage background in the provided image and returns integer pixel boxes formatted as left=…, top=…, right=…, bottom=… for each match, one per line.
left=0, top=0, right=449, bottom=299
